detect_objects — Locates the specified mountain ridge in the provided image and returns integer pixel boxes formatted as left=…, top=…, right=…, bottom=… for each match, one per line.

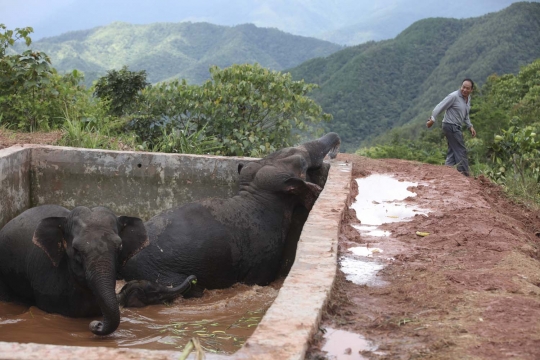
left=288, top=2, right=540, bottom=150
left=19, top=21, right=343, bottom=84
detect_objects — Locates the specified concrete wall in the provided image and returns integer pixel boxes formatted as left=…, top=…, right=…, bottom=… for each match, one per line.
left=0, top=145, right=352, bottom=360
left=0, top=147, right=32, bottom=229
left=30, top=146, right=249, bottom=220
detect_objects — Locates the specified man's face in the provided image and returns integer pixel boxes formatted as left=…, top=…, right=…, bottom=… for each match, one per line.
left=461, top=81, right=473, bottom=97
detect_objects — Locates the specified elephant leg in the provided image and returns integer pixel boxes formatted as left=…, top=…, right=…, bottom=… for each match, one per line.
left=117, top=275, right=197, bottom=308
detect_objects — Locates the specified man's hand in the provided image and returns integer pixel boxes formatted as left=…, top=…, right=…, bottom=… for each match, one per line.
left=470, top=127, right=477, bottom=137
left=426, top=118, right=434, bottom=128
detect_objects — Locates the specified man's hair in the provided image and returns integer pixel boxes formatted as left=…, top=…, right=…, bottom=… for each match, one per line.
left=462, top=78, right=474, bottom=89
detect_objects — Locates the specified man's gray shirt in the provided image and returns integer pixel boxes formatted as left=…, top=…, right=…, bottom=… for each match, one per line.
left=430, top=90, right=473, bottom=129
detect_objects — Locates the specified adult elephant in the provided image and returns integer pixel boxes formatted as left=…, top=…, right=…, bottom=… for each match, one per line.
left=118, top=132, right=340, bottom=307
left=0, top=205, right=156, bottom=335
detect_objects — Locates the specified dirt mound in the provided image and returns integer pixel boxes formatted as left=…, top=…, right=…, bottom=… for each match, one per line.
left=308, top=154, right=540, bottom=359
left=0, top=129, right=62, bottom=150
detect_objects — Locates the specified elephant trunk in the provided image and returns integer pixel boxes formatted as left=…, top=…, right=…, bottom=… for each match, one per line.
left=302, top=132, right=341, bottom=168
left=87, top=259, right=120, bottom=336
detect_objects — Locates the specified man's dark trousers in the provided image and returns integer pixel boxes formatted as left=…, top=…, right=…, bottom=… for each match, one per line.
left=442, top=122, right=469, bottom=176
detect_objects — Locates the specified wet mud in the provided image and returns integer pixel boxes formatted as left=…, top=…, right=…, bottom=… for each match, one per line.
left=0, top=279, right=282, bottom=354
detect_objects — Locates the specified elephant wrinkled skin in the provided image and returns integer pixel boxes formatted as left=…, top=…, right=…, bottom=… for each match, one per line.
left=119, top=133, right=340, bottom=306
left=0, top=205, right=148, bottom=335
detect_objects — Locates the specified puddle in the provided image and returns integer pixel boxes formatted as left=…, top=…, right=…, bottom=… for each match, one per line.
left=340, top=174, right=429, bottom=286
left=339, top=257, right=386, bottom=286
left=351, top=224, right=390, bottom=237
left=321, top=327, right=382, bottom=359
left=0, top=281, right=281, bottom=354
left=350, top=174, right=427, bottom=226
left=349, top=246, right=383, bottom=257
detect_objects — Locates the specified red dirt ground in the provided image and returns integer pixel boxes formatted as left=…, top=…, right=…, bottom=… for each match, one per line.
left=2, top=132, right=540, bottom=359
left=308, top=154, right=540, bottom=360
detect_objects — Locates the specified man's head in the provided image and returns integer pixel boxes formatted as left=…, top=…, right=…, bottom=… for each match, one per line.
left=461, top=78, right=474, bottom=98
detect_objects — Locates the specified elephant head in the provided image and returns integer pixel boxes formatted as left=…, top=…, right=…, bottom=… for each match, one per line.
left=238, top=153, right=322, bottom=210
left=237, top=132, right=341, bottom=209
left=254, top=132, right=340, bottom=186
left=32, top=206, right=148, bottom=335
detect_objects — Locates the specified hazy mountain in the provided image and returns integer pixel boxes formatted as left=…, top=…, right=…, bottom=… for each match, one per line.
left=18, top=22, right=342, bottom=84
left=4, top=0, right=534, bottom=45
left=288, top=2, right=540, bottom=151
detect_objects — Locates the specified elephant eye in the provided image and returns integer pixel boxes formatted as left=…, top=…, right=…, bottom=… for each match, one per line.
left=73, top=248, right=83, bottom=263
left=118, top=244, right=123, bottom=251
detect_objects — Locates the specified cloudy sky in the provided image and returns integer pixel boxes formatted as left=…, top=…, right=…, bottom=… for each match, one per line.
left=1, top=0, right=535, bottom=42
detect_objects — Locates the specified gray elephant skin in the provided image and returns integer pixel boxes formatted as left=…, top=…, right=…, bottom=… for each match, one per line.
left=119, top=132, right=340, bottom=306
left=0, top=205, right=149, bottom=335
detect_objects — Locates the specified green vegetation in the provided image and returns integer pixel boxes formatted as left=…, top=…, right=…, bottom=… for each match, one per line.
left=94, top=66, right=149, bottom=117
left=16, top=22, right=342, bottom=85
left=2, top=2, right=539, bottom=209
left=0, top=25, right=331, bottom=157
left=288, top=2, right=540, bottom=151
left=128, top=63, right=331, bottom=156
left=357, top=58, right=540, bottom=207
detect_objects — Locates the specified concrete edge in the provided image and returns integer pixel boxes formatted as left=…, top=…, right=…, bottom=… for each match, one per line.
left=0, top=147, right=353, bottom=360
left=233, top=159, right=352, bottom=359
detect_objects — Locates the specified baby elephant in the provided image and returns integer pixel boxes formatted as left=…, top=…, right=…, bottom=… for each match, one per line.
left=0, top=205, right=148, bottom=335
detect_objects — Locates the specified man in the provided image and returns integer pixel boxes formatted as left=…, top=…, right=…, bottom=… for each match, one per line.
left=427, top=79, right=477, bottom=176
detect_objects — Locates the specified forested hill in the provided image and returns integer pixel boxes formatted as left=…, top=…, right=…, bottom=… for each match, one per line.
left=288, top=2, right=540, bottom=151
left=19, top=22, right=342, bottom=85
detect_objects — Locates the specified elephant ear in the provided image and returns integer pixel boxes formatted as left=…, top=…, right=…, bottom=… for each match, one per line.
left=32, top=217, right=66, bottom=267
left=117, top=216, right=149, bottom=267
left=283, top=178, right=322, bottom=211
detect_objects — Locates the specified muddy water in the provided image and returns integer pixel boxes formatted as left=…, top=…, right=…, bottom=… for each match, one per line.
left=339, top=174, right=429, bottom=286
left=321, top=327, right=383, bottom=359
left=0, top=279, right=282, bottom=354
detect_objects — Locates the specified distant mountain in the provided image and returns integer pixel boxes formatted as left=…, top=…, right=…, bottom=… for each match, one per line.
left=288, top=2, right=540, bottom=151
left=19, top=22, right=342, bottom=85
left=5, top=0, right=531, bottom=46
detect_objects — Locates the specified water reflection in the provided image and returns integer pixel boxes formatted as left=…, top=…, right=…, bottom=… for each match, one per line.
left=351, top=225, right=390, bottom=237
left=0, top=281, right=281, bottom=354
left=321, top=327, right=382, bottom=359
left=349, top=246, right=383, bottom=257
left=350, top=174, right=427, bottom=226
left=340, top=174, right=428, bottom=286
left=339, top=257, right=386, bottom=287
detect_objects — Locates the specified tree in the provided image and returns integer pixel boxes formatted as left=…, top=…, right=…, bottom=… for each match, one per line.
left=129, top=63, right=332, bottom=156
left=94, top=65, right=149, bottom=117
left=0, top=24, right=57, bottom=130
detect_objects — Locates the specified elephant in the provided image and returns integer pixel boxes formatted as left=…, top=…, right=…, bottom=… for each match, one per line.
left=118, top=132, right=340, bottom=306
left=0, top=205, right=154, bottom=335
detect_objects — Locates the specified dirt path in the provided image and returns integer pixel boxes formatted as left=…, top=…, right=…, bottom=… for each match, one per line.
left=2, top=132, right=540, bottom=359
left=308, top=154, right=540, bottom=359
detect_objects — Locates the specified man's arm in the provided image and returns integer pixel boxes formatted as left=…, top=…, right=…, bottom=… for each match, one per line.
left=427, top=92, right=455, bottom=128
left=464, top=107, right=476, bottom=137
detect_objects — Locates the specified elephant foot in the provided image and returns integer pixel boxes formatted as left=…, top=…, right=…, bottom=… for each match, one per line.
left=117, top=275, right=197, bottom=308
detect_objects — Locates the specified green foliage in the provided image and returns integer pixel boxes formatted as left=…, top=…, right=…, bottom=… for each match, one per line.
left=129, top=63, right=332, bottom=156
left=288, top=2, right=540, bottom=150
left=58, top=117, right=136, bottom=150
left=0, top=25, right=109, bottom=132
left=202, top=64, right=331, bottom=156
left=151, top=124, right=221, bottom=155
left=94, top=65, right=149, bottom=116
left=18, top=22, right=342, bottom=85
left=0, top=24, right=52, bottom=94
left=0, top=24, right=55, bottom=130
left=490, top=121, right=540, bottom=184
left=356, top=127, right=446, bottom=164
